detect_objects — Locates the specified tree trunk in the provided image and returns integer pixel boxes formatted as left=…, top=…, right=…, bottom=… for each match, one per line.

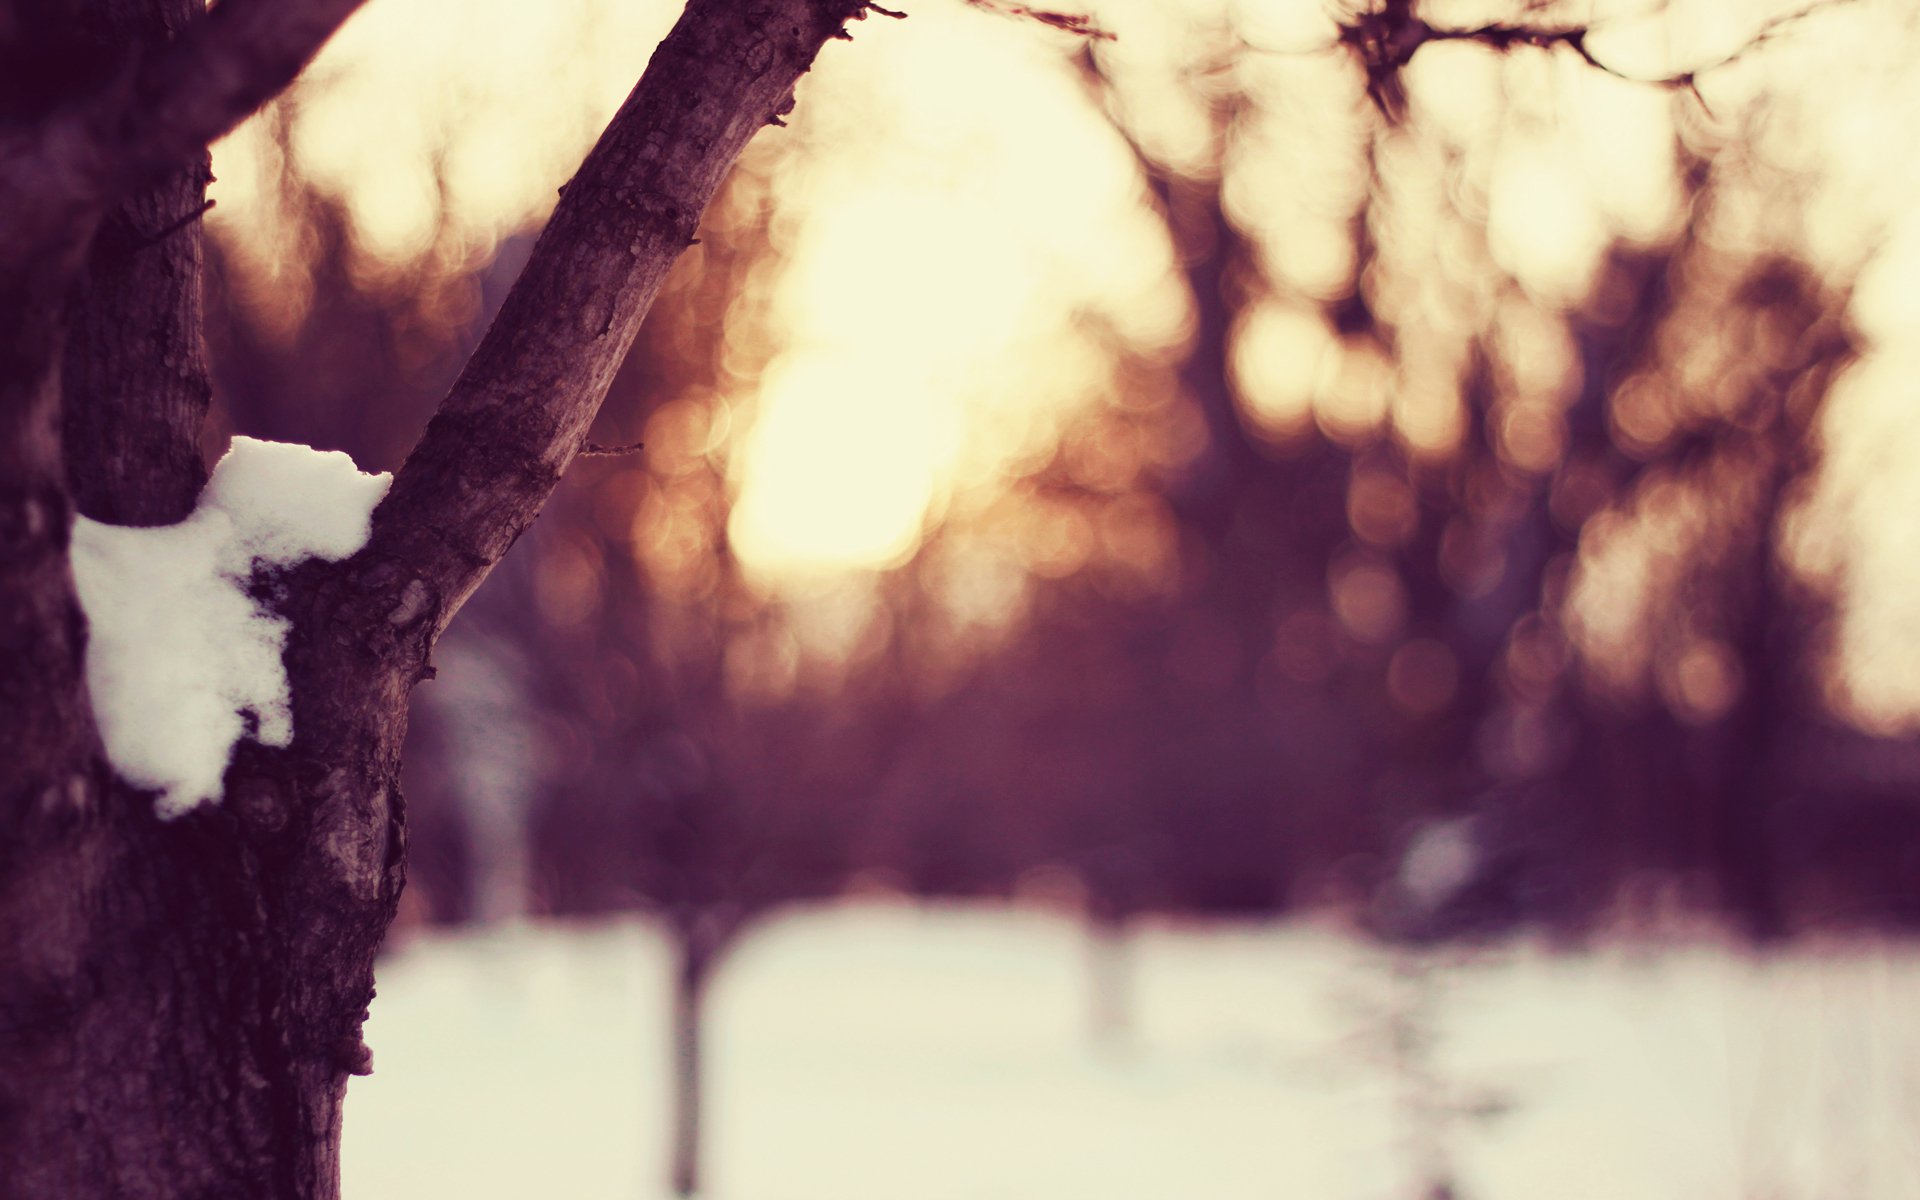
left=0, top=1, right=869, bottom=1194
left=1709, top=473, right=1793, bottom=945
left=668, top=917, right=721, bottom=1198
left=1085, top=909, right=1133, bottom=1052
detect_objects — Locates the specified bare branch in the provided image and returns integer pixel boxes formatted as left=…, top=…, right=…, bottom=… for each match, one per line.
left=364, top=0, right=869, bottom=637
left=0, top=0, right=369, bottom=272
left=580, top=439, right=647, bottom=458
left=964, top=0, right=1115, bottom=40
left=1332, top=0, right=1860, bottom=118
left=130, top=198, right=216, bottom=250
left=113, top=0, right=369, bottom=178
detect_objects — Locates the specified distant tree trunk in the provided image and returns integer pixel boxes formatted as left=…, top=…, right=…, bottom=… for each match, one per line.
left=1703, top=275, right=1846, bottom=945
left=0, top=1, right=867, bottom=1195
left=1709, top=473, right=1795, bottom=945
left=667, top=910, right=732, bottom=1198
left=1085, top=907, right=1134, bottom=1051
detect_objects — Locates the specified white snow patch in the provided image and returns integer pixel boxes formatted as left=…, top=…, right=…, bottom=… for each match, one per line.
left=1401, top=818, right=1481, bottom=912
left=70, top=437, right=391, bottom=818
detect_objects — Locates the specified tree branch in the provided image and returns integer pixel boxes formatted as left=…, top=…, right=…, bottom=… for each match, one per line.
left=364, top=0, right=871, bottom=638
left=963, top=0, right=1113, bottom=40
left=0, top=0, right=370, bottom=273
left=1335, top=0, right=1860, bottom=118
left=580, top=438, right=647, bottom=458
left=60, top=1, right=222, bottom=529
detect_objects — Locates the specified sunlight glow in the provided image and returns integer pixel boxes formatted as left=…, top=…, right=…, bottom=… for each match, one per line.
left=726, top=0, right=1174, bottom=578
left=207, top=0, right=1920, bottom=723
left=729, top=357, right=943, bottom=576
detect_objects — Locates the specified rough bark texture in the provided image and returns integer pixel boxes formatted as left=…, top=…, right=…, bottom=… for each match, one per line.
left=0, top=0, right=868, bottom=1195
left=61, top=152, right=213, bottom=525
left=0, top=264, right=95, bottom=828
left=23, top=0, right=214, bottom=528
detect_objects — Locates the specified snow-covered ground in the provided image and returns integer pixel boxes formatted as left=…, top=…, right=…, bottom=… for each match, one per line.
left=343, top=903, right=1920, bottom=1199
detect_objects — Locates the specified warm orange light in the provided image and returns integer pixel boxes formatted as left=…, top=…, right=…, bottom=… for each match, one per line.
left=204, top=0, right=1920, bottom=727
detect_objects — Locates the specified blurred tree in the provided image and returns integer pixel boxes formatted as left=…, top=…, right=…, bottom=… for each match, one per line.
left=999, top=9, right=1879, bottom=954
left=482, top=160, right=908, bottom=1195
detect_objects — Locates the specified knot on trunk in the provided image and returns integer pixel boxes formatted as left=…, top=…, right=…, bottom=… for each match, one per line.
left=332, top=1035, right=373, bottom=1077
left=0, top=483, right=69, bottom=566
left=314, top=773, right=392, bottom=905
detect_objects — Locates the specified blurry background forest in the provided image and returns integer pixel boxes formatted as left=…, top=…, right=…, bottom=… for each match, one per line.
left=194, top=0, right=1920, bottom=1194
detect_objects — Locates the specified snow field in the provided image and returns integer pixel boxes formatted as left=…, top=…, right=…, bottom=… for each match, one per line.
left=343, top=903, right=1920, bottom=1200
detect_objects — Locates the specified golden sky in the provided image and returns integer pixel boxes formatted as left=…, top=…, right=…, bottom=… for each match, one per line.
left=209, top=0, right=1920, bottom=728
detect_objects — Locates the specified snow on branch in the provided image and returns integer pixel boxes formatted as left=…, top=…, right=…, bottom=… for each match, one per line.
left=70, top=438, right=390, bottom=818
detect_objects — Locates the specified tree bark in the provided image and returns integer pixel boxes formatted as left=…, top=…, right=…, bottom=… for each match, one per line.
left=0, top=1, right=869, bottom=1195
left=60, top=150, right=213, bottom=526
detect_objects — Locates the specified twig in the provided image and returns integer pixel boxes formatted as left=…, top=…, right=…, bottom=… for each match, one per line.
left=580, top=439, right=646, bottom=458
left=964, top=0, right=1114, bottom=39
left=1331, top=0, right=1860, bottom=118
left=135, top=198, right=216, bottom=250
